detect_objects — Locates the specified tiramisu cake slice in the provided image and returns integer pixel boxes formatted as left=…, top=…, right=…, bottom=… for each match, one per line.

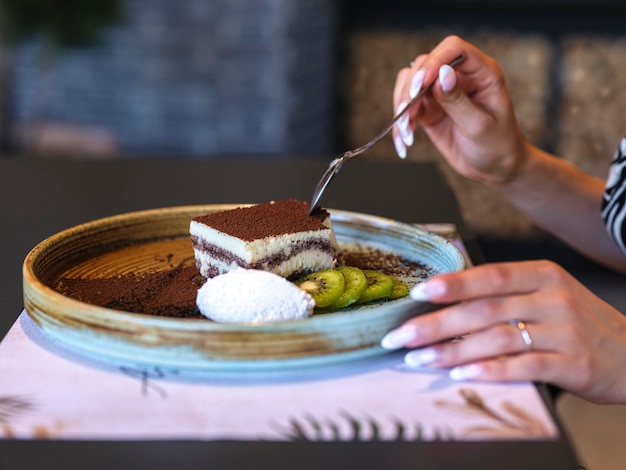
left=190, top=199, right=338, bottom=279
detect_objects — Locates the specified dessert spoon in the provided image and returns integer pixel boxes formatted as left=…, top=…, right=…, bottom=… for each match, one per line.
left=309, top=53, right=466, bottom=214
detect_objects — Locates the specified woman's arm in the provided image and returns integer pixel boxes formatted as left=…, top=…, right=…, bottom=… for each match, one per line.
left=392, top=35, right=626, bottom=271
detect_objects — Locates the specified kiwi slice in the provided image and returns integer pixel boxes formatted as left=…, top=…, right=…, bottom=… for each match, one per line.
left=294, top=269, right=345, bottom=308
left=389, top=276, right=409, bottom=300
left=325, top=266, right=368, bottom=310
left=356, top=270, right=394, bottom=304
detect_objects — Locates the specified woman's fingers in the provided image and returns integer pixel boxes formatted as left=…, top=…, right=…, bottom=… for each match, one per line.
left=391, top=35, right=525, bottom=184
left=394, top=53, right=428, bottom=110
left=392, top=66, right=413, bottom=158
left=403, top=318, right=575, bottom=369
left=391, top=36, right=486, bottom=159
left=404, top=322, right=532, bottom=368
left=383, top=288, right=550, bottom=352
left=411, top=260, right=568, bottom=304
left=430, top=65, right=496, bottom=140
left=381, top=261, right=579, bottom=350
left=392, top=53, right=429, bottom=158
left=447, top=352, right=568, bottom=384
left=401, top=326, right=595, bottom=399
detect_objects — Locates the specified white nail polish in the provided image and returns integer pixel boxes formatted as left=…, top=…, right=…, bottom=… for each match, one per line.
left=449, top=364, right=482, bottom=381
left=394, top=134, right=407, bottom=159
left=410, top=283, right=430, bottom=301
left=439, top=64, right=455, bottom=93
left=396, top=103, right=410, bottom=131
left=396, top=102, right=413, bottom=147
left=410, top=279, right=446, bottom=301
left=401, top=129, right=414, bottom=147
left=381, top=324, right=418, bottom=350
left=409, top=70, right=425, bottom=99
left=404, top=348, right=438, bottom=367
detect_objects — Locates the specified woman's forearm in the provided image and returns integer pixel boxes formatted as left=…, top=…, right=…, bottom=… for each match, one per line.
left=490, top=142, right=626, bottom=271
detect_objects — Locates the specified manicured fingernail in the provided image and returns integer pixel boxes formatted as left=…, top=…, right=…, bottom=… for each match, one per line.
left=394, top=134, right=407, bottom=159
left=449, top=364, right=482, bottom=381
left=396, top=102, right=414, bottom=147
left=409, top=69, right=425, bottom=98
left=396, top=102, right=410, bottom=131
left=401, top=129, right=414, bottom=147
left=439, top=64, right=456, bottom=93
left=381, top=324, right=418, bottom=349
left=410, top=279, right=446, bottom=301
left=404, top=347, right=438, bottom=367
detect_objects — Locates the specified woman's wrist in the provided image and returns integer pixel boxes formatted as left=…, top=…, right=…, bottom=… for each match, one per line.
left=482, top=137, right=536, bottom=190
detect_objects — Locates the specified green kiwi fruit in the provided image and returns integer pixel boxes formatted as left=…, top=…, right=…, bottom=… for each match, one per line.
left=325, top=266, right=368, bottom=310
left=356, top=270, right=394, bottom=304
left=389, top=276, right=409, bottom=300
left=293, top=269, right=345, bottom=308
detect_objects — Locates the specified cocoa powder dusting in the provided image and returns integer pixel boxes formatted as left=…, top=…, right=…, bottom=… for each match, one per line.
left=192, top=199, right=329, bottom=241
left=53, top=246, right=431, bottom=319
left=340, top=245, right=433, bottom=279
left=55, top=265, right=206, bottom=319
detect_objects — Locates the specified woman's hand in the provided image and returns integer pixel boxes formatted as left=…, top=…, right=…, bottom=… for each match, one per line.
left=392, top=35, right=528, bottom=185
left=381, top=260, right=626, bottom=404
left=393, top=35, right=626, bottom=272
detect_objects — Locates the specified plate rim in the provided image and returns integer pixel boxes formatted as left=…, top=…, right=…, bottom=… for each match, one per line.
left=23, top=204, right=466, bottom=332
left=22, top=204, right=467, bottom=369
left=22, top=203, right=466, bottom=332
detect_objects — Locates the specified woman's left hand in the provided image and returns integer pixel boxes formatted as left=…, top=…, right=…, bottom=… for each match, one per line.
left=381, top=260, right=626, bottom=404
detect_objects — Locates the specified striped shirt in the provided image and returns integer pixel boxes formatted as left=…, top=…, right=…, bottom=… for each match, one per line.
left=602, top=136, right=626, bottom=255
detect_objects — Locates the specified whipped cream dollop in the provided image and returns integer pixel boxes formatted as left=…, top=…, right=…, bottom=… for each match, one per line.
left=196, top=268, right=315, bottom=323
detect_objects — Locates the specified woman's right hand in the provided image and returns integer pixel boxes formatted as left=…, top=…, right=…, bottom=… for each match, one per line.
left=392, top=35, right=529, bottom=186
left=393, top=35, right=626, bottom=271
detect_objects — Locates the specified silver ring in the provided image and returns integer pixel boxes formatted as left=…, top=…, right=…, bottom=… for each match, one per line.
left=410, top=60, right=415, bottom=68
left=510, top=319, right=533, bottom=352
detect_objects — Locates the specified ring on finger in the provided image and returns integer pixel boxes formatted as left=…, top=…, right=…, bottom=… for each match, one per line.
left=510, top=319, right=533, bottom=352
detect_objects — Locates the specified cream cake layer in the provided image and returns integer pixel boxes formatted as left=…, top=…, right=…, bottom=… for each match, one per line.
left=190, top=200, right=338, bottom=279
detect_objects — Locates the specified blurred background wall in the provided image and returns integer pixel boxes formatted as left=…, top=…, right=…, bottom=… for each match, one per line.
left=0, top=0, right=339, bottom=158
left=343, top=1, right=626, bottom=237
left=1, top=0, right=625, bottom=238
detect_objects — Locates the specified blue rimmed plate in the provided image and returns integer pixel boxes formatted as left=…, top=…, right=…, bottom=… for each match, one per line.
left=23, top=205, right=466, bottom=374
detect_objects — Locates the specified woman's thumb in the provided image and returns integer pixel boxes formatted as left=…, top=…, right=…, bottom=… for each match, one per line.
left=439, top=64, right=457, bottom=93
left=435, top=64, right=482, bottom=130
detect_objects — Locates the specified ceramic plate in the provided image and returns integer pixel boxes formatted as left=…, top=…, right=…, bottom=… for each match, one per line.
left=23, top=205, right=466, bottom=373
